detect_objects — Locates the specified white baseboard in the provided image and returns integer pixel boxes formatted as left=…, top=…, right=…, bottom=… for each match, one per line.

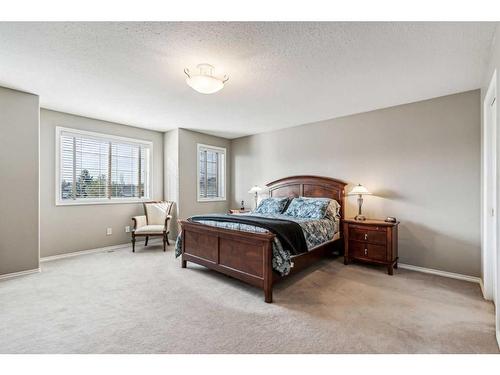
left=0, top=267, right=41, bottom=281
left=40, top=237, right=168, bottom=263
left=399, top=263, right=481, bottom=284
left=40, top=242, right=132, bottom=262
left=478, top=278, right=487, bottom=299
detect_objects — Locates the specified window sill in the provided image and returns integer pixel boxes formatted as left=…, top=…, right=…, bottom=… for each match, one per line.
left=197, top=198, right=227, bottom=203
left=56, top=198, right=151, bottom=206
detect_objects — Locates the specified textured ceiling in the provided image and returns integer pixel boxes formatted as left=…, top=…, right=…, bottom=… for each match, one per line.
left=0, top=22, right=496, bottom=138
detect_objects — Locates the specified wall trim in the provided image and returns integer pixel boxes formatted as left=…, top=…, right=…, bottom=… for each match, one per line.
left=40, top=237, right=168, bottom=263
left=479, top=278, right=487, bottom=299
left=40, top=243, right=132, bottom=262
left=0, top=268, right=41, bottom=281
left=399, top=263, right=481, bottom=284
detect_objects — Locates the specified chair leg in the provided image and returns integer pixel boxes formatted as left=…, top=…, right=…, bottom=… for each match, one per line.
left=163, top=233, right=166, bottom=252
left=166, top=233, right=170, bottom=246
left=145, top=236, right=148, bottom=246
left=132, top=234, right=136, bottom=253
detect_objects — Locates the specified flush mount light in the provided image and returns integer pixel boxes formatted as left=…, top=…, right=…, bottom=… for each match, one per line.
left=184, top=64, right=229, bottom=94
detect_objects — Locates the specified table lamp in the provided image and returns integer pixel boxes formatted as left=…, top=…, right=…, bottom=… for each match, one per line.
left=248, top=185, right=262, bottom=209
left=348, top=184, right=372, bottom=221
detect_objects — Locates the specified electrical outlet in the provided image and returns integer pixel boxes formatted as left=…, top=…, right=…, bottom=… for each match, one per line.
left=125, top=226, right=130, bottom=233
left=106, top=227, right=112, bottom=235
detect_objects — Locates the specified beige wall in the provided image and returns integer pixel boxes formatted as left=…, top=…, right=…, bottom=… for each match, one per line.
left=230, top=90, right=481, bottom=277
left=0, top=86, right=40, bottom=275
left=164, top=129, right=179, bottom=238
left=482, top=24, right=500, bottom=103
left=40, top=109, right=164, bottom=257
left=178, top=129, right=231, bottom=219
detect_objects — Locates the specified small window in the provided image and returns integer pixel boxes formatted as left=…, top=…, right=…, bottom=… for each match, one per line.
left=197, top=144, right=226, bottom=202
left=56, top=127, right=152, bottom=205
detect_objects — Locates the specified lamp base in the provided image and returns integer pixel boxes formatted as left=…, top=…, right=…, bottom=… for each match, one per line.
left=354, top=214, right=367, bottom=221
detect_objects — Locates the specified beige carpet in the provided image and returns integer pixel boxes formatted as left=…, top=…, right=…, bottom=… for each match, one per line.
left=0, top=243, right=497, bottom=353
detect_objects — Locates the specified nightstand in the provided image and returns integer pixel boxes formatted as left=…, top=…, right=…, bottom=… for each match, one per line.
left=228, top=209, right=251, bottom=214
left=343, top=219, right=399, bottom=275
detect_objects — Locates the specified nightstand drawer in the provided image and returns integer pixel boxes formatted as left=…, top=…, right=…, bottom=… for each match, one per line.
left=349, top=227, right=386, bottom=245
left=349, top=241, right=387, bottom=262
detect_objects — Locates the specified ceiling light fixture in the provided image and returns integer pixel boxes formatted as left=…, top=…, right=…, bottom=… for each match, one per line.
left=184, top=64, right=229, bottom=94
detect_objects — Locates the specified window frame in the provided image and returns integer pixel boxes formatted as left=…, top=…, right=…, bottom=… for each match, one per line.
left=196, top=143, right=226, bottom=203
left=55, top=126, right=153, bottom=206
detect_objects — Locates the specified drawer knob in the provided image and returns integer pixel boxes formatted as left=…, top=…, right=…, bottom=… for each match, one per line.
left=364, top=248, right=368, bottom=255
left=364, top=233, right=368, bottom=240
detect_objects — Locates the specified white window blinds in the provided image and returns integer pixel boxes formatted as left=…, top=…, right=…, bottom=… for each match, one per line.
left=57, top=128, right=152, bottom=204
left=197, top=144, right=226, bottom=201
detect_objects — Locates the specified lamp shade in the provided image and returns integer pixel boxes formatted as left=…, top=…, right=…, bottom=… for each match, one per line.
left=248, top=185, right=263, bottom=194
left=348, top=184, right=372, bottom=196
left=186, top=74, right=224, bottom=94
left=184, top=64, right=228, bottom=94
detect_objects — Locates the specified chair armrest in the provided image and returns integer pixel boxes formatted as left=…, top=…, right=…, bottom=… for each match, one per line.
left=164, top=215, right=173, bottom=231
left=132, top=215, right=147, bottom=230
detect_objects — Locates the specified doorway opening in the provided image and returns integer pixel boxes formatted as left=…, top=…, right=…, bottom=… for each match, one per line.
left=482, top=69, right=498, bottom=346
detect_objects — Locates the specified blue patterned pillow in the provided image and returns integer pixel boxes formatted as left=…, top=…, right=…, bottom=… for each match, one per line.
left=301, top=197, right=340, bottom=220
left=284, top=197, right=330, bottom=219
left=254, top=197, right=290, bottom=215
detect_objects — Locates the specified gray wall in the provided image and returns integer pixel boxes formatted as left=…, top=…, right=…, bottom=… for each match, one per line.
left=162, top=128, right=231, bottom=238
left=164, top=129, right=179, bottom=238
left=230, top=90, right=481, bottom=277
left=178, top=129, right=231, bottom=219
left=40, top=109, right=164, bottom=257
left=0, top=86, right=40, bottom=275
left=482, top=24, right=500, bottom=102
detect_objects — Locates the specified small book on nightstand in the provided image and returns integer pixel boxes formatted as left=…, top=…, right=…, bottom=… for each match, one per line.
left=343, top=218, right=400, bottom=275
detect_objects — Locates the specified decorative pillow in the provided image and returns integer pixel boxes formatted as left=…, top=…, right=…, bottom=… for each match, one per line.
left=254, top=197, right=290, bottom=215
left=324, top=199, right=341, bottom=221
left=283, top=197, right=330, bottom=219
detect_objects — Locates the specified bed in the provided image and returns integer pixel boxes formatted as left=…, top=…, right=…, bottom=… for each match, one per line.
left=177, top=176, right=347, bottom=303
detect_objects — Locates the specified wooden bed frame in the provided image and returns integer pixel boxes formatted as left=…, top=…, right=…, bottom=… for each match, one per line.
left=179, top=175, right=347, bottom=303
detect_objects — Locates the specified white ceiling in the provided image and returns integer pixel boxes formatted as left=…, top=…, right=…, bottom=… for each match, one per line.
left=0, top=22, right=496, bottom=138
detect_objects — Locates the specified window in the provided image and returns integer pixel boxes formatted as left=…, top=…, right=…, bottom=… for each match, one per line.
left=56, top=127, right=152, bottom=205
left=197, top=144, right=226, bottom=202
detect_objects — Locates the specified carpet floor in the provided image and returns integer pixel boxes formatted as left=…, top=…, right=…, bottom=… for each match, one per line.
left=0, top=243, right=497, bottom=354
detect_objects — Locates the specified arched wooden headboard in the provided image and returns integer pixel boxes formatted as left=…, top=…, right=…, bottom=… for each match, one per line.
left=266, top=175, right=347, bottom=223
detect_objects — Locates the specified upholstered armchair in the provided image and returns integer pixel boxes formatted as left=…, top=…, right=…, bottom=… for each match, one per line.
left=131, top=201, right=174, bottom=252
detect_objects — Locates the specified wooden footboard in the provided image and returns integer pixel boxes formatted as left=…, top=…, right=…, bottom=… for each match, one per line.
left=180, top=220, right=276, bottom=302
